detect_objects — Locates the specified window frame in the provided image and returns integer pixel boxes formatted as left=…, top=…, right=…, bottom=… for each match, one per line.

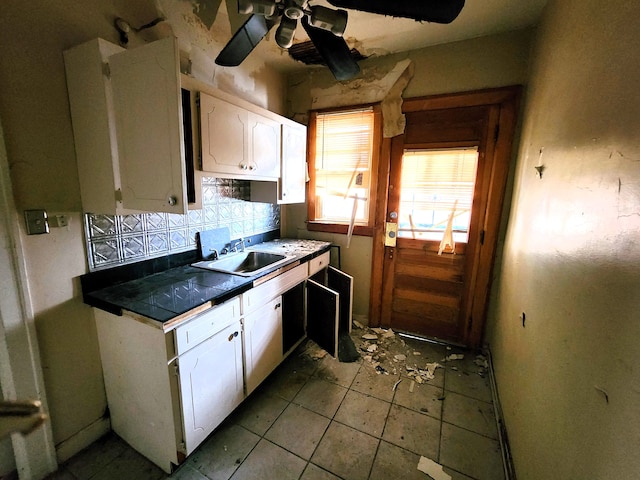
left=306, top=104, right=382, bottom=236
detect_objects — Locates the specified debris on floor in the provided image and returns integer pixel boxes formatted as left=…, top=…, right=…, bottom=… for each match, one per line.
left=443, top=353, right=464, bottom=361
left=302, top=342, right=328, bottom=360
left=417, top=456, right=451, bottom=480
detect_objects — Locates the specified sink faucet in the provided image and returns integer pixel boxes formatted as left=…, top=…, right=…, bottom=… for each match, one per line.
left=231, top=238, right=245, bottom=253
left=208, top=248, right=219, bottom=260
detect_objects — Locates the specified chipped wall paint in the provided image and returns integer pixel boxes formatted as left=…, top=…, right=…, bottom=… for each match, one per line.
left=155, top=0, right=286, bottom=114
left=486, top=0, right=640, bottom=478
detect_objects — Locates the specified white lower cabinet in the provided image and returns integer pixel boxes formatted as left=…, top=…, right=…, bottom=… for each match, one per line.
left=178, top=319, right=244, bottom=454
left=244, top=296, right=283, bottom=395
left=92, top=251, right=347, bottom=473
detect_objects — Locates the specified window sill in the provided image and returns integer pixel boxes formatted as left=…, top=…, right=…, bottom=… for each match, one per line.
left=306, top=222, right=374, bottom=237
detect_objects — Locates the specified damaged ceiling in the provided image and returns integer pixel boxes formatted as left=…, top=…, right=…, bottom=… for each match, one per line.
left=156, top=0, right=548, bottom=75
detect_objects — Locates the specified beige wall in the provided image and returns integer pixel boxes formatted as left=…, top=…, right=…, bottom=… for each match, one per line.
left=486, top=0, right=640, bottom=478
left=282, top=28, right=533, bottom=321
left=0, top=0, right=285, bottom=464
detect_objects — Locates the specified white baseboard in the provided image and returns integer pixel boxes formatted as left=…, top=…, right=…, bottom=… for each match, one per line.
left=55, top=417, right=111, bottom=464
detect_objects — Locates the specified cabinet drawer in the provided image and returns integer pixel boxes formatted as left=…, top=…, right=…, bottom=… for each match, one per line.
left=242, top=264, right=307, bottom=314
left=174, top=297, right=241, bottom=355
left=308, top=251, right=330, bottom=276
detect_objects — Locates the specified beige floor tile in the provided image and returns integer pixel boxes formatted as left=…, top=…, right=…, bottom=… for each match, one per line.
left=442, top=391, right=497, bottom=439
left=168, top=464, right=208, bottom=479
left=393, top=377, right=444, bottom=420
left=369, top=440, right=429, bottom=480
left=311, top=422, right=379, bottom=480
left=440, top=422, right=505, bottom=480
left=293, top=377, right=348, bottom=418
left=445, top=367, right=493, bottom=403
left=260, top=366, right=310, bottom=401
left=64, top=433, right=127, bottom=479
left=382, top=404, right=440, bottom=459
left=265, top=403, right=330, bottom=459
left=334, top=390, right=391, bottom=438
left=229, top=439, right=307, bottom=480
left=300, top=463, right=342, bottom=480
left=351, top=366, right=400, bottom=402
left=231, top=390, right=289, bottom=435
left=186, top=423, right=259, bottom=480
left=89, top=446, right=165, bottom=480
left=43, top=467, right=76, bottom=480
left=314, top=355, right=361, bottom=388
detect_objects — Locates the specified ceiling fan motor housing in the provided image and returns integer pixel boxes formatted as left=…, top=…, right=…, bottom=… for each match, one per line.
left=309, top=5, right=347, bottom=36
left=238, top=0, right=277, bottom=16
left=283, top=0, right=307, bottom=19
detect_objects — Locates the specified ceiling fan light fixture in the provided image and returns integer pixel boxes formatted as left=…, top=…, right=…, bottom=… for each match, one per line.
left=309, top=6, right=347, bottom=37
left=238, top=0, right=277, bottom=16
left=275, top=16, right=298, bottom=48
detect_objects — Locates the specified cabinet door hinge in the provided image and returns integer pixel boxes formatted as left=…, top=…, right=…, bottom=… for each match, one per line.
left=494, top=124, right=500, bottom=143
left=480, top=229, right=486, bottom=245
left=114, top=189, right=123, bottom=202
left=102, top=62, right=111, bottom=79
left=467, top=315, right=473, bottom=333
left=173, top=364, right=179, bottom=376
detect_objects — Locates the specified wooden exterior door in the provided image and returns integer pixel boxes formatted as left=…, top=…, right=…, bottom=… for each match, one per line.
left=370, top=87, right=520, bottom=347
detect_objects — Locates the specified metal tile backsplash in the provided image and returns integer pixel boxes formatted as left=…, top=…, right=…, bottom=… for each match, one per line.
left=84, top=178, right=280, bottom=271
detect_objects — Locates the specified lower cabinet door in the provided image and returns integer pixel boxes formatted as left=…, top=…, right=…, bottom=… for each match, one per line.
left=244, top=296, right=283, bottom=395
left=178, top=319, right=244, bottom=453
left=306, top=266, right=354, bottom=358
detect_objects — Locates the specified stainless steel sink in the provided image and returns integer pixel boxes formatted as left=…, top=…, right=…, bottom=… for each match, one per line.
left=192, top=251, right=294, bottom=277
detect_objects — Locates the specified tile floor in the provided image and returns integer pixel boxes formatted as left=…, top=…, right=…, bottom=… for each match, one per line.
left=46, top=332, right=505, bottom=480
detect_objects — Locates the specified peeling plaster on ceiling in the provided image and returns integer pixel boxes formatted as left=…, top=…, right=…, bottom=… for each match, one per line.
left=380, top=60, right=414, bottom=137
left=309, top=58, right=415, bottom=112
left=155, top=0, right=279, bottom=107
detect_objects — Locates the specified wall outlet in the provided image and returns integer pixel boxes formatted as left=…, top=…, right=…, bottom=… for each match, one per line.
left=24, top=209, right=49, bottom=235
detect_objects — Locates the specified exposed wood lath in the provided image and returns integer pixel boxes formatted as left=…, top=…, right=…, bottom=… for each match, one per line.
left=288, top=40, right=366, bottom=66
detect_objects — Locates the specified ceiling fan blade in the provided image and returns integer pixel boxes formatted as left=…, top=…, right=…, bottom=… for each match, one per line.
left=326, top=0, right=465, bottom=24
left=301, top=17, right=360, bottom=81
left=215, top=14, right=274, bottom=67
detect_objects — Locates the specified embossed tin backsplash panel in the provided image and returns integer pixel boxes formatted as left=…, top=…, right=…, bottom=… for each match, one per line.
left=85, top=178, right=280, bottom=271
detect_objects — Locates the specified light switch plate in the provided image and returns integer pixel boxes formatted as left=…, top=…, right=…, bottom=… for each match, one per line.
left=24, top=209, right=49, bottom=235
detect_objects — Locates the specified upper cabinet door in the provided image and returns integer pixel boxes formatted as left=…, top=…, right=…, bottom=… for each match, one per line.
left=199, top=91, right=280, bottom=180
left=109, top=37, right=186, bottom=213
left=200, top=92, right=249, bottom=175
left=248, top=112, right=280, bottom=179
left=280, top=122, right=307, bottom=204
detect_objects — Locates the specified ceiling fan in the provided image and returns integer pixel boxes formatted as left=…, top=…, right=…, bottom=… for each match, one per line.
left=215, top=0, right=465, bottom=81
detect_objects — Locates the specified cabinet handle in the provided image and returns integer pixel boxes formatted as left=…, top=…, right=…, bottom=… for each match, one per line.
left=167, top=196, right=177, bottom=206
left=274, top=303, right=281, bottom=309
left=239, top=163, right=248, bottom=170
left=228, top=331, right=239, bottom=341
left=249, top=165, right=256, bottom=171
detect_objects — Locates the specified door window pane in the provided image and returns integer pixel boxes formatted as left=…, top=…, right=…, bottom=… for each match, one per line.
left=398, top=148, right=478, bottom=242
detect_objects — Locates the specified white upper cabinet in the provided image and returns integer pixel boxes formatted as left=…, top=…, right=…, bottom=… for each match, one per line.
left=199, top=92, right=280, bottom=180
left=64, top=37, right=191, bottom=215
left=280, top=121, right=307, bottom=203
left=250, top=120, right=308, bottom=204
left=109, top=38, right=186, bottom=213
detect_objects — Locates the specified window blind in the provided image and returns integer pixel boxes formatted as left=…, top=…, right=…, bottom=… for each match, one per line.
left=314, top=108, right=375, bottom=224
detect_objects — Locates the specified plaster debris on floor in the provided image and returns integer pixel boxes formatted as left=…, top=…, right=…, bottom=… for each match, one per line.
left=417, top=455, right=452, bottom=480
left=300, top=321, right=490, bottom=386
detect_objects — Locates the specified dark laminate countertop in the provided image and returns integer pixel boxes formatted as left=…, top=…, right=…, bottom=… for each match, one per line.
left=81, top=239, right=331, bottom=326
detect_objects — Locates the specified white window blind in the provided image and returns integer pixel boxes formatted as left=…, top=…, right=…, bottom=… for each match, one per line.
left=313, top=108, right=374, bottom=224
left=398, top=148, right=478, bottom=240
